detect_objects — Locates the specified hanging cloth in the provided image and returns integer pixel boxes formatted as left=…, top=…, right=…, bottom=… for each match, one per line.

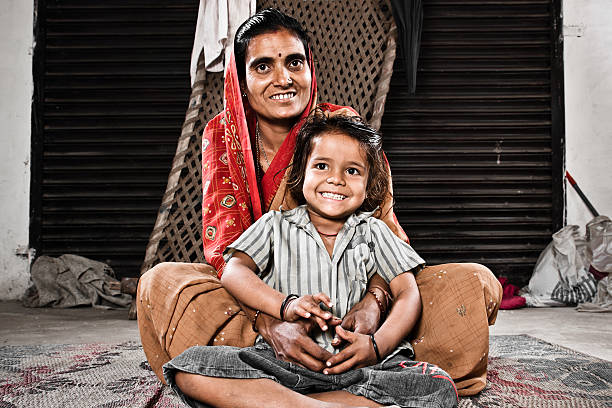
left=389, top=0, right=423, bottom=94
left=190, top=0, right=256, bottom=85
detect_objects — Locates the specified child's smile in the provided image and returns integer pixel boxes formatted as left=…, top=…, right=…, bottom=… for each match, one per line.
left=320, top=192, right=347, bottom=201
left=302, top=130, right=368, bottom=232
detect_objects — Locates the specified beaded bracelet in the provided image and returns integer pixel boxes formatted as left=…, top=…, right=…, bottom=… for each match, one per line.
left=280, top=294, right=299, bottom=321
left=370, top=334, right=382, bottom=362
left=251, top=310, right=261, bottom=333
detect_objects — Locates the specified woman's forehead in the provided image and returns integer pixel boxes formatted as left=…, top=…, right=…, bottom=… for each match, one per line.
left=245, top=29, right=306, bottom=62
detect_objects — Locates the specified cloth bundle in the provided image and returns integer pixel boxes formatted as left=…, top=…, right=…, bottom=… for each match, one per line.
left=577, top=216, right=612, bottom=311
left=521, top=216, right=612, bottom=311
left=586, top=216, right=612, bottom=277
left=22, top=254, right=132, bottom=309
left=549, top=225, right=596, bottom=304
left=498, top=277, right=526, bottom=310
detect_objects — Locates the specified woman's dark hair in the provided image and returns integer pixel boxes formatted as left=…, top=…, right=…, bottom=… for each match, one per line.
left=234, top=8, right=311, bottom=82
left=287, top=109, right=390, bottom=213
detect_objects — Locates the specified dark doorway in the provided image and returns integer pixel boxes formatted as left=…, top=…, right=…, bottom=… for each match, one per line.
left=381, top=0, right=564, bottom=285
left=31, top=1, right=198, bottom=279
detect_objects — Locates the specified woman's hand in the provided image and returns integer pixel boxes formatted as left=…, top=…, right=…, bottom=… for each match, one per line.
left=323, top=326, right=378, bottom=374
left=331, top=274, right=390, bottom=347
left=257, top=314, right=334, bottom=372
left=328, top=271, right=421, bottom=375
left=283, top=292, right=337, bottom=331
left=331, top=291, right=381, bottom=347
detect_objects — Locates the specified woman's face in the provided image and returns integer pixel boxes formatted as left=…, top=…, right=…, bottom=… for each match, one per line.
left=243, top=29, right=312, bottom=126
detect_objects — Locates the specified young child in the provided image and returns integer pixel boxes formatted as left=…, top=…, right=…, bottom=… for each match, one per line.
left=163, top=112, right=458, bottom=408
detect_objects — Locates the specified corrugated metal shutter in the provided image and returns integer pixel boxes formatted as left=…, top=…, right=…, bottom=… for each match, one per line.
left=32, top=1, right=198, bottom=279
left=381, top=0, right=564, bottom=285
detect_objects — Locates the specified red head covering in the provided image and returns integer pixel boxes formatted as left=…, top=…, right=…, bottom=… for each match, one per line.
left=223, top=52, right=318, bottom=219
left=201, top=52, right=317, bottom=273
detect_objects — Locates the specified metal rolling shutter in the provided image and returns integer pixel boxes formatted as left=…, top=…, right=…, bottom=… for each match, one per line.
left=380, top=0, right=564, bottom=285
left=31, top=1, right=198, bottom=279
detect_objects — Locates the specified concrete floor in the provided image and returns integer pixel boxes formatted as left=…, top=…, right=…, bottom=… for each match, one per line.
left=0, top=301, right=139, bottom=345
left=1, top=301, right=611, bottom=362
left=489, top=307, right=612, bottom=361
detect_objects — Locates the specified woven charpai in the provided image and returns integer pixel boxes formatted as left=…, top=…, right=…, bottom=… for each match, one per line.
left=262, top=0, right=397, bottom=126
left=140, top=0, right=397, bottom=274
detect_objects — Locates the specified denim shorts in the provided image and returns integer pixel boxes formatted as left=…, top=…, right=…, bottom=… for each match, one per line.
left=163, top=341, right=458, bottom=408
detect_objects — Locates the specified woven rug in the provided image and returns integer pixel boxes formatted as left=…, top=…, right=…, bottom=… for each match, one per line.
left=1, top=335, right=610, bottom=407
left=461, top=335, right=612, bottom=407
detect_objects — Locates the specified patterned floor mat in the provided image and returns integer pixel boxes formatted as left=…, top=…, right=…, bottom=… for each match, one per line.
left=1, top=335, right=610, bottom=407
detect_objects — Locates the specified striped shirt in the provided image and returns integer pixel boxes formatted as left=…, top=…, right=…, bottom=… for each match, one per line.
left=223, top=205, right=425, bottom=353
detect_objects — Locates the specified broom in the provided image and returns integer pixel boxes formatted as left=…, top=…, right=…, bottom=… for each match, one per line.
left=565, top=171, right=600, bottom=217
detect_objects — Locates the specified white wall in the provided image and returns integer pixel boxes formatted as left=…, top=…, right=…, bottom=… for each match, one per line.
left=563, top=0, right=612, bottom=230
left=0, top=1, right=34, bottom=299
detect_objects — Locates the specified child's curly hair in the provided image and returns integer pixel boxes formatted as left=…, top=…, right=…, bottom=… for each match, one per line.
left=287, top=109, right=390, bottom=213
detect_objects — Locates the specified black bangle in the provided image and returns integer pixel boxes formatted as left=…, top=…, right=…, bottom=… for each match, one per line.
left=280, top=294, right=299, bottom=321
left=251, top=310, right=261, bottom=333
left=370, top=334, right=382, bottom=362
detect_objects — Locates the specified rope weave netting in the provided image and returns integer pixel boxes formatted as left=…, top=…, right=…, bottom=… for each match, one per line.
left=140, top=0, right=397, bottom=274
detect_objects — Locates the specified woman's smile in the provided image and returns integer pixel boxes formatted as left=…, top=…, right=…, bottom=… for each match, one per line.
left=270, top=91, right=296, bottom=100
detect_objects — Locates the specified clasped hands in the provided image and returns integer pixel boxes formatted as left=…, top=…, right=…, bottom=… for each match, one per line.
left=280, top=292, right=380, bottom=374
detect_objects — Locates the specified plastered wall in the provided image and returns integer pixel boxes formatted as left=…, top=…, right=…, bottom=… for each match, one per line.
left=563, top=0, right=612, bottom=230
left=0, top=1, right=34, bottom=299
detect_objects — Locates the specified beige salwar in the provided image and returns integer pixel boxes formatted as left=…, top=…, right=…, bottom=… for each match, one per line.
left=137, top=261, right=501, bottom=396
left=410, top=263, right=501, bottom=396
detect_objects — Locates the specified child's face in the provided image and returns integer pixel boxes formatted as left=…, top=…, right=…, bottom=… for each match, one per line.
left=302, top=131, right=368, bottom=224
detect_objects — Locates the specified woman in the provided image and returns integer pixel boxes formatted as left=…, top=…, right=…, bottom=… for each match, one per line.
left=137, top=8, right=502, bottom=398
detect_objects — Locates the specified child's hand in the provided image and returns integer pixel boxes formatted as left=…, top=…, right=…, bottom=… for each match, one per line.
left=323, top=326, right=378, bottom=374
left=283, top=292, right=338, bottom=331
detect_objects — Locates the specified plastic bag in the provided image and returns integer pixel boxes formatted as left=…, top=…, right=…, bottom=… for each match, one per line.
left=550, top=225, right=597, bottom=304
left=521, top=242, right=566, bottom=307
left=586, top=215, right=612, bottom=275
left=577, top=275, right=612, bottom=312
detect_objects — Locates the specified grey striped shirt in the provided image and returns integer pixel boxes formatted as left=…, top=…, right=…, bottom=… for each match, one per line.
left=223, top=205, right=425, bottom=353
